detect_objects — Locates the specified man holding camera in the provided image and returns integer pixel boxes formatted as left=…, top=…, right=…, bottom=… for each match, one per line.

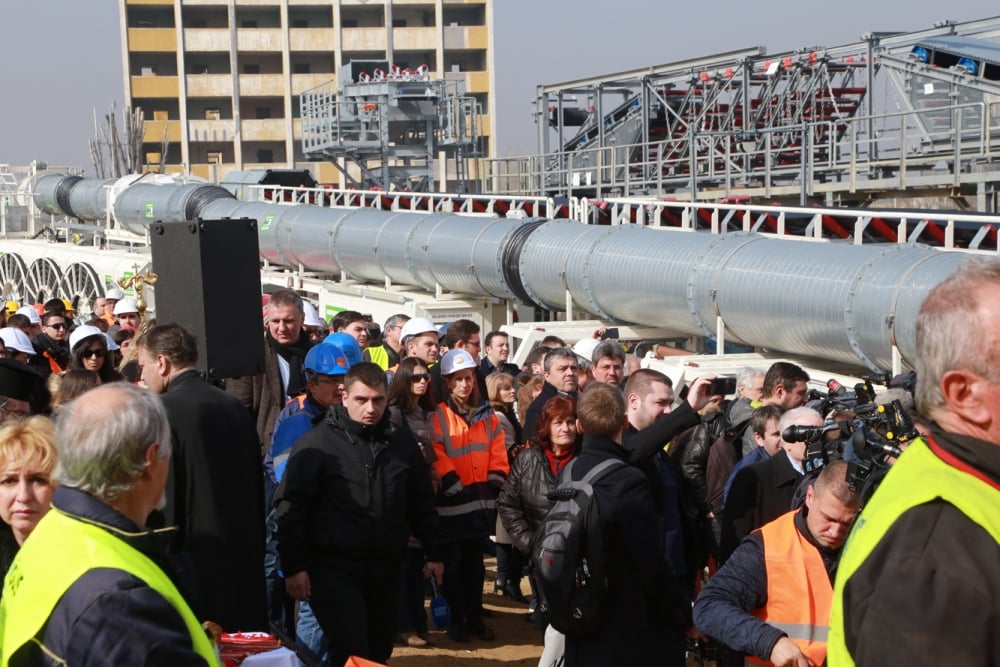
left=828, top=259, right=1000, bottom=666
left=719, top=406, right=824, bottom=563
left=694, top=461, right=859, bottom=667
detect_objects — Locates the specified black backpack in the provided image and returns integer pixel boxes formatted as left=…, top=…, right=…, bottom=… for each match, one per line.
left=530, top=457, right=625, bottom=637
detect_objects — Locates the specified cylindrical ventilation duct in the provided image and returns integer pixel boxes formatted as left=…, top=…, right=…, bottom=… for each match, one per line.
left=36, top=177, right=983, bottom=371
left=33, top=173, right=82, bottom=216
left=112, top=183, right=235, bottom=234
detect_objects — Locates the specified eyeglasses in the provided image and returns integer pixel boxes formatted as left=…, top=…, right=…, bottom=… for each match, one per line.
left=46, top=322, right=67, bottom=330
left=82, top=348, right=106, bottom=359
left=410, top=373, right=431, bottom=382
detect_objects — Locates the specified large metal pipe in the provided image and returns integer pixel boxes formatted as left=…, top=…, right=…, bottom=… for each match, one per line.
left=30, top=175, right=974, bottom=370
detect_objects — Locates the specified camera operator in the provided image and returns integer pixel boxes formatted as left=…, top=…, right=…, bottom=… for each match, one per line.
left=718, top=407, right=823, bottom=564
left=829, top=259, right=1000, bottom=667
left=694, top=461, right=859, bottom=667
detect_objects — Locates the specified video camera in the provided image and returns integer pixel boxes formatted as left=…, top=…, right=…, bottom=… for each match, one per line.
left=793, top=369, right=921, bottom=502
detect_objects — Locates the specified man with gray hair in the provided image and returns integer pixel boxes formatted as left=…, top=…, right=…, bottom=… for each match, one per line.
left=829, top=258, right=1000, bottom=667
left=364, top=313, right=409, bottom=370
left=0, top=383, right=216, bottom=665
left=727, top=366, right=765, bottom=424
left=228, top=288, right=312, bottom=451
left=591, top=340, right=626, bottom=387
left=522, top=347, right=579, bottom=442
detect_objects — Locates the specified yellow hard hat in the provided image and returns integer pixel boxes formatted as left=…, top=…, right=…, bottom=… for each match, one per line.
left=61, top=298, right=75, bottom=312
left=4, top=301, right=18, bottom=315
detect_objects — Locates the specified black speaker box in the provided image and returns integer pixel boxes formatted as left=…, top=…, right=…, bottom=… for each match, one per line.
left=150, top=218, right=264, bottom=380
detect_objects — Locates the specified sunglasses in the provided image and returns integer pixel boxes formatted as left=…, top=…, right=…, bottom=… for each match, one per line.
left=410, top=373, right=431, bottom=382
left=83, top=348, right=106, bottom=359
left=46, top=322, right=67, bottom=330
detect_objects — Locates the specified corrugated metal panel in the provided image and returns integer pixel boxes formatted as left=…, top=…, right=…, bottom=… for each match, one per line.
left=919, top=36, right=1000, bottom=66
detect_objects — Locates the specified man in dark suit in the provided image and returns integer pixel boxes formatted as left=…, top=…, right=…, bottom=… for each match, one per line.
left=227, top=289, right=311, bottom=453
left=563, top=382, right=688, bottom=667
left=719, top=406, right=823, bottom=563
left=522, top=347, right=579, bottom=443
left=138, top=323, right=267, bottom=631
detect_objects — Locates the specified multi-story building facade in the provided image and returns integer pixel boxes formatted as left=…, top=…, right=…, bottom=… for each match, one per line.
left=119, top=0, right=494, bottom=185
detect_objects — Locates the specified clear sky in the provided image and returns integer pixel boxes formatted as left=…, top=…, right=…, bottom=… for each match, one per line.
left=1, top=2, right=997, bottom=173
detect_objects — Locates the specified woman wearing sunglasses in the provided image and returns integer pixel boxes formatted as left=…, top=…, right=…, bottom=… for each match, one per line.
left=68, top=326, right=121, bottom=384
left=387, top=356, right=440, bottom=648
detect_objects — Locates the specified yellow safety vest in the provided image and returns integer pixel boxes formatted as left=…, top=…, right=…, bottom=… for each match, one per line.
left=367, top=345, right=390, bottom=370
left=0, top=508, right=219, bottom=666
left=827, top=436, right=1000, bottom=667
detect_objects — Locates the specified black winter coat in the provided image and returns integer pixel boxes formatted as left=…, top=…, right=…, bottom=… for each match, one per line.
left=157, top=369, right=268, bottom=632
left=562, top=435, right=689, bottom=667
left=719, top=450, right=802, bottom=563
left=497, top=446, right=562, bottom=554
left=275, top=405, right=446, bottom=576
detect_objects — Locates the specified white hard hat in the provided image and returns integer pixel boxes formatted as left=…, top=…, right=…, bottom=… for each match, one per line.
left=400, top=317, right=437, bottom=343
left=0, top=327, right=35, bottom=356
left=104, top=332, right=120, bottom=352
left=113, top=297, right=138, bottom=316
left=302, top=301, right=324, bottom=328
left=440, top=348, right=476, bottom=375
left=572, top=338, right=600, bottom=364
left=105, top=287, right=125, bottom=301
left=14, top=306, right=41, bottom=325
left=69, top=325, right=105, bottom=352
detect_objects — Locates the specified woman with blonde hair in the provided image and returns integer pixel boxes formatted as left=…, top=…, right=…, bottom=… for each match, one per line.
left=0, top=416, right=57, bottom=590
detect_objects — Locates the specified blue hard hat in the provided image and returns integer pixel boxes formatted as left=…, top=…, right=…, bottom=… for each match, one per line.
left=304, top=341, right=351, bottom=376
left=322, top=332, right=364, bottom=366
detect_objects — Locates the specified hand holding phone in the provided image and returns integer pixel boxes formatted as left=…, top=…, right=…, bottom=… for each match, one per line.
left=708, top=375, right=737, bottom=396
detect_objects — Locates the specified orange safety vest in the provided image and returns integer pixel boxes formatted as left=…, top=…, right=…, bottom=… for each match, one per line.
left=431, top=403, right=508, bottom=515
left=747, top=510, right=830, bottom=667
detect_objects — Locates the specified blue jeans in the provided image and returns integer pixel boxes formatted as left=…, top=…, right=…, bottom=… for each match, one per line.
left=295, top=601, right=328, bottom=667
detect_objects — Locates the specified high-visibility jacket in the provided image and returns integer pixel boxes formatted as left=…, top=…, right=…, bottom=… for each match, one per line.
left=366, top=345, right=392, bottom=370
left=431, top=401, right=508, bottom=537
left=0, top=507, right=219, bottom=665
left=827, top=436, right=1000, bottom=667
left=746, top=510, right=831, bottom=667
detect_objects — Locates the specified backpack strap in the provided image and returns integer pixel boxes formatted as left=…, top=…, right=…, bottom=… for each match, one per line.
left=579, top=457, right=626, bottom=485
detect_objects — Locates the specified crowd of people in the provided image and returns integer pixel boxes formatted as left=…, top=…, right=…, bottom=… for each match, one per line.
left=0, top=256, right=996, bottom=667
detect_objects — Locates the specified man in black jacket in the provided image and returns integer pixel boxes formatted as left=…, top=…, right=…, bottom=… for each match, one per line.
left=563, top=382, right=688, bottom=667
left=276, top=362, right=445, bottom=667
left=622, top=373, right=713, bottom=580
left=719, top=406, right=823, bottom=563
left=523, top=347, right=579, bottom=442
left=30, top=311, right=70, bottom=378
left=138, top=323, right=267, bottom=632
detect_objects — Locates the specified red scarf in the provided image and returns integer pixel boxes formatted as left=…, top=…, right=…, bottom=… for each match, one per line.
left=544, top=445, right=577, bottom=477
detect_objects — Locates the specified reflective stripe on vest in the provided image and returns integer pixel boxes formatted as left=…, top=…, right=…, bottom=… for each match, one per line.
left=431, top=404, right=508, bottom=488
left=746, top=510, right=831, bottom=667
left=0, top=508, right=219, bottom=666
left=827, top=436, right=1000, bottom=667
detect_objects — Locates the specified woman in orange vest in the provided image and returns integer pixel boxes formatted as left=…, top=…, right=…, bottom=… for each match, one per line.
left=431, top=348, right=509, bottom=644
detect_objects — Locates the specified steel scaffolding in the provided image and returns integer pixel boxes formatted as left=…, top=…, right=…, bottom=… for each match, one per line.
left=485, top=16, right=1000, bottom=209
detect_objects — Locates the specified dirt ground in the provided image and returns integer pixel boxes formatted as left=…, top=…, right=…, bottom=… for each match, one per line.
left=390, top=559, right=543, bottom=667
